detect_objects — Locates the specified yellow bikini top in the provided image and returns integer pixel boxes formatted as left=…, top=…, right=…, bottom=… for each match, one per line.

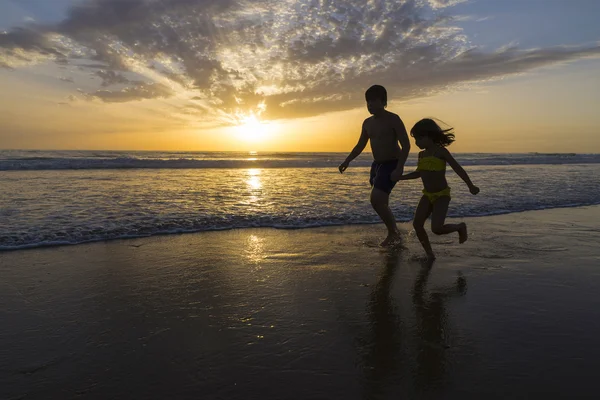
left=417, top=155, right=446, bottom=171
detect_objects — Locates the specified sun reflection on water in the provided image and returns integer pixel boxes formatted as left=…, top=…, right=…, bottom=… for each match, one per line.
left=246, top=168, right=262, bottom=191
left=246, top=234, right=266, bottom=265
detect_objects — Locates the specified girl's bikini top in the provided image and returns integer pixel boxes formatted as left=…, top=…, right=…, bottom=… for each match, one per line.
left=416, top=155, right=446, bottom=172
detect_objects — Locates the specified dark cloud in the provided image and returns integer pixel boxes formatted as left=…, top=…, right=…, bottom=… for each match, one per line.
left=1, top=0, right=599, bottom=125
left=0, top=27, right=62, bottom=68
left=95, top=69, right=134, bottom=86
left=76, top=63, right=108, bottom=69
left=57, top=0, right=237, bottom=35
left=0, top=27, right=61, bottom=54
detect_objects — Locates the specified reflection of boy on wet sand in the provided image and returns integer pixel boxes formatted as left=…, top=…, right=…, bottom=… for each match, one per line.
left=339, top=85, right=411, bottom=246
left=360, top=256, right=467, bottom=397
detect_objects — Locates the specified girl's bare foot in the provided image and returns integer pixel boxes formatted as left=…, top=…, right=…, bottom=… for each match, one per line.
left=380, top=231, right=401, bottom=247
left=458, top=223, right=468, bottom=243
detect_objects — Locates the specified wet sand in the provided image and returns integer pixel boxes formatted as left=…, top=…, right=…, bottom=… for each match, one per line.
left=2, top=206, right=600, bottom=399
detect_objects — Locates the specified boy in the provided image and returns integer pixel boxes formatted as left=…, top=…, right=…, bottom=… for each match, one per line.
left=339, top=85, right=410, bottom=246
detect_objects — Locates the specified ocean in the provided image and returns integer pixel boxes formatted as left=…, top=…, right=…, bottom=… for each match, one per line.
left=1, top=150, right=600, bottom=250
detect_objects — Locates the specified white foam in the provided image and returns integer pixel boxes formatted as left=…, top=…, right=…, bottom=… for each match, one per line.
left=1, top=151, right=600, bottom=171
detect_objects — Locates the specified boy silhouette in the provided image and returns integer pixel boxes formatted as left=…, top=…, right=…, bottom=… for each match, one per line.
left=339, top=85, right=410, bottom=246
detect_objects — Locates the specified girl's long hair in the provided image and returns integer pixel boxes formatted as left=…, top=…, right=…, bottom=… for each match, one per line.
left=410, top=118, right=455, bottom=147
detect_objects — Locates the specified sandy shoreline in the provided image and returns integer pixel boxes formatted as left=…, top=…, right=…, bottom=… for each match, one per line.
left=2, top=206, right=600, bottom=399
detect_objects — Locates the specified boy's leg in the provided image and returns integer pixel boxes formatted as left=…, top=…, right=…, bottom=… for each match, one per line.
left=370, top=187, right=399, bottom=245
left=413, top=195, right=434, bottom=258
left=430, top=197, right=467, bottom=243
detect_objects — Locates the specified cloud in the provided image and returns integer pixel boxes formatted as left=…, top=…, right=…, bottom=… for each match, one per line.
left=92, top=82, right=174, bottom=102
left=95, top=69, right=134, bottom=86
left=1, top=0, right=599, bottom=125
left=427, top=0, right=469, bottom=9
left=451, top=15, right=493, bottom=23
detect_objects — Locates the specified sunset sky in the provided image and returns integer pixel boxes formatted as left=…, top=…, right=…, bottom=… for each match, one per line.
left=1, top=0, right=599, bottom=152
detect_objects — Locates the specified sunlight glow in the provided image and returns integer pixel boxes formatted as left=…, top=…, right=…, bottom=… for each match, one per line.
left=236, top=114, right=267, bottom=142
left=233, top=113, right=280, bottom=144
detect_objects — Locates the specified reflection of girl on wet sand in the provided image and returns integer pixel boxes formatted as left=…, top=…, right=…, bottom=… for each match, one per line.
left=412, top=261, right=467, bottom=391
left=359, top=255, right=468, bottom=398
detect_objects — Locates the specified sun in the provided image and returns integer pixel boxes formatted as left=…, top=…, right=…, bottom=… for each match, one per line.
left=231, top=111, right=281, bottom=146
left=236, top=114, right=267, bottom=142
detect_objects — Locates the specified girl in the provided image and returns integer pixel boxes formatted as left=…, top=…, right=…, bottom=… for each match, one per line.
left=396, top=119, right=479, bottom=259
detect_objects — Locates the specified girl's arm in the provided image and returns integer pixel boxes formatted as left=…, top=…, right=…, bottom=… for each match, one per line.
left=398, top=151, right=423, bottom=180
left=440, top=148, right=480, bottom=194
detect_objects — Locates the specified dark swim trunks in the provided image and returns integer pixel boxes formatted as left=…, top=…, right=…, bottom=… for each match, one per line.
left=369, top=159, right=399, bottom=194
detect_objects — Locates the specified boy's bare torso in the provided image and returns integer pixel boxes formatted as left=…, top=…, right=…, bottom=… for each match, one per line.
left=364, top=110, right=402, bottom=162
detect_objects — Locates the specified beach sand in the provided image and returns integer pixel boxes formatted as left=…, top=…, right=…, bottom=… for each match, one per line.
left=2, top=206, right=600, bottom=399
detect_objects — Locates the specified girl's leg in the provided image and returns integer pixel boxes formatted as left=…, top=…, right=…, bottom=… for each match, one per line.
left=430, top=197, right=468, bottom=243
left=413, top=195, right=434, bottom=258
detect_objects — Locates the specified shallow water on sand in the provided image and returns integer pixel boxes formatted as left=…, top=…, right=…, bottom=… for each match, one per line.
left=1, top=207, right=600, bottom=399
left=2, top=152, right=600, bottom=250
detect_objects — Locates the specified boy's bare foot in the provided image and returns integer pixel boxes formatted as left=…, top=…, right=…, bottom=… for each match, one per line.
left=458, top=223, right=468, bottom=244
left=380, top=231, right=401, bottom=247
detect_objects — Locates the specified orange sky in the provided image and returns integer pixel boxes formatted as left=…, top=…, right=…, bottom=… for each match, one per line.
left=1, top=0, right=600, bottom=152
left=2, top=58, right=599, bottom=153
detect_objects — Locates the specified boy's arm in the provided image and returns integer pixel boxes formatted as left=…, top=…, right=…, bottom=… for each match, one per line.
left=339, top=122, right=369, bottom=173
left=440, top=148, right=480, bottom=194
left=395, top=171, right=421, bottom=181
left=394, top=115, right=411, bottom=168
left=390, top=116, right=410, bottom=181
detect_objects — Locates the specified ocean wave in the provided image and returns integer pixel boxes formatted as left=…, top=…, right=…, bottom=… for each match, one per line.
left=2, top=201, right=599, bottom=251
left=0, top=157, right=341, bottom=170
left=1, top=152, right=600, bottom=171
